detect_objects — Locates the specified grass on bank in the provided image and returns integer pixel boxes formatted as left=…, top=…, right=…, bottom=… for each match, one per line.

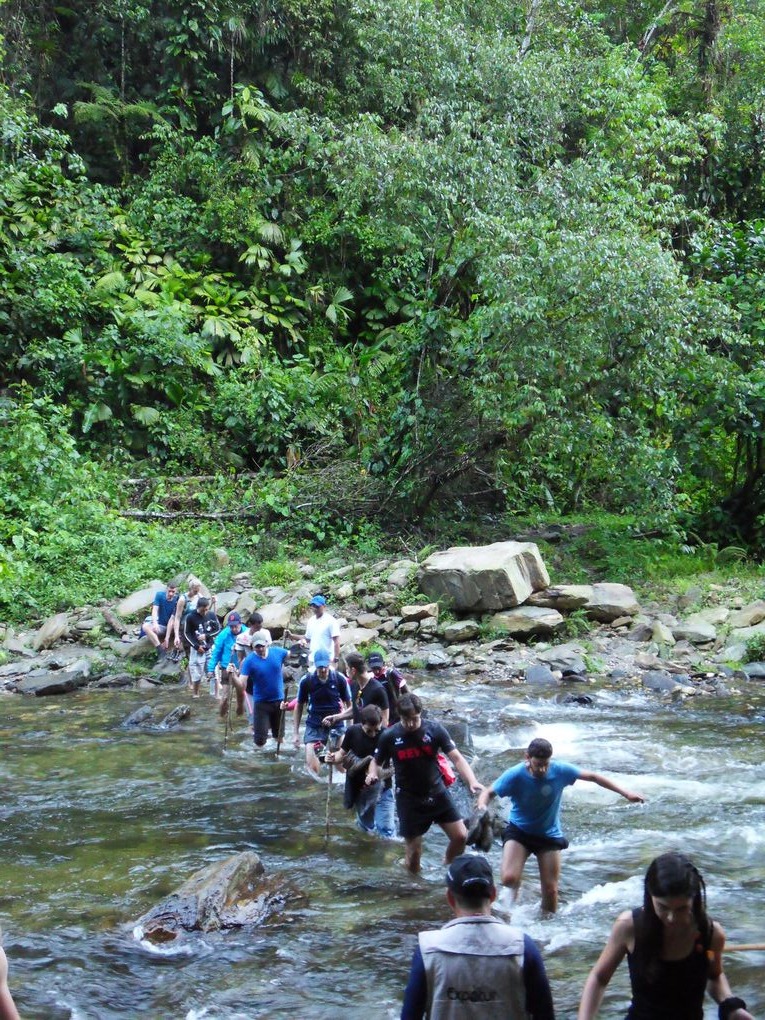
left=3, top=503, right=764, bottom=628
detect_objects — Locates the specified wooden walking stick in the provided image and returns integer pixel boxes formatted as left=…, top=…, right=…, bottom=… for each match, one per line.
left=275, top=610, right=293, bottom=759
left=276, top=680, right=290, bottom=758
left=223, top=677, right=233, bottom=753
left=324, top=731, right=340, bottom=843
left=725, top=943, right=765, bottom=952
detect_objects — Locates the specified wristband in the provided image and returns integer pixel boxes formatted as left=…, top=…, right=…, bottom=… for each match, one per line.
left=719, top=997, right=747, bottom=1020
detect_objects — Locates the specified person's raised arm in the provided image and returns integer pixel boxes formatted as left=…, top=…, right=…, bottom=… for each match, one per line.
left=578, top=911, right=632, bottom=1020
left=706, top=925, right=755, bottom=1020
left=578, top=771, right=645, bottom=803
left=447, top=748, right=484, bottom=795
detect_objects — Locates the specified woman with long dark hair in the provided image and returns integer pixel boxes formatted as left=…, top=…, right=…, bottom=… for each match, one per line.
left=578, top=852, right=754, bottom=1020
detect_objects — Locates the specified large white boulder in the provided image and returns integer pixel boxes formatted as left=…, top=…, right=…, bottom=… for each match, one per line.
left=417, top=542, right=549, bottom=612
left=115, top=581, right=165, bottom=618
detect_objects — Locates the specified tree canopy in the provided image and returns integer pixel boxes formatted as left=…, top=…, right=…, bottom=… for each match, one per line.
left=2, top=0, right=765, bottom=585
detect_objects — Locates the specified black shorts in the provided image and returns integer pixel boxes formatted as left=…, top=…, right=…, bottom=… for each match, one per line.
left=502, top=822, right=569, bottom=855
left=396, top=789, right=462, bottom=840
left=254, top=700, right=282, bottom=746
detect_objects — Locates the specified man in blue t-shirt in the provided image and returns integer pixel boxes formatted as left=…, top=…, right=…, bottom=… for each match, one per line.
left=240, top=630, right=289, bottom=747
left=293, top=649, right=352, bottom=775
left=477, top=737, right=645, bottom=914
left=143, top=582, right=179, bottom=657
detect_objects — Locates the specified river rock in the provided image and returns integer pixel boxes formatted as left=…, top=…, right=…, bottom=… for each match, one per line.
left=115, top=581, right=165, bottom=618
left=215, top=591, right=239, bottom=615
left=135, top=851, right=287, bottom=942
left=536, top=643, right=587, bottom=673
left=121, top=635, right=156, bottom=660
left=335, top=582, right=355, bottom=600
left=257, top=602, right=292, bottom=637
left=339, top=626, right=379, bottom=650
left=728, top=601, right=765, bottom=629
left=32, top=612, right=70, bottom=651
left=525, top=664, right=558, bottom=686
left=529, top=583, right=639, bottom=622
left=158, top=705, right=191, bottom=728
left=356, top=612, right=384, bottom=630
left=3, top=635, right=36, bottom=657
left=641, top=670, right=681, bottom=693
left=12, top=657, right=91, bottom=696
left=121, top=704, right=154, bottom=727
left=418, top=542, right=549, bottom=613
left=626, top=620, right=654, bottom=642
left=490, top=606, right=564, bottom=637
left=387, top=560, right=416, bottom=588
left=441, top=620, right=481, bottom=643
left=652, top=621, right=676, bottom=645
left=419, top=645, right=453, bottom=669
left=91, top=672, right=136, bottom=689
left=728, top=621, right=765, bottom=643
left=742, top=662, right=765, bottom=679
left=672, top=615, right=716, bottom=644
left=400, top=603, right=439, bottom=623
left=232, top=591, right=258, bottom=621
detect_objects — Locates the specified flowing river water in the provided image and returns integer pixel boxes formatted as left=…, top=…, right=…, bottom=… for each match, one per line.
left=1, top=672, right=763, bottom=1019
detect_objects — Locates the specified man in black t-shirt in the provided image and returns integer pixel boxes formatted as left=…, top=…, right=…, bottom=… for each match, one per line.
left=367, top=693, right=484, bottom=873
left=326, top=704, right=395, bottom=838
left=323, top=652, right=389, bottom=728
left=367, top=652, right=409, bottom=724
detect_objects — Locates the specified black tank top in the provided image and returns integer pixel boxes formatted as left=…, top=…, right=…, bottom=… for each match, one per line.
left=626, top=907, right=712, bottom=1020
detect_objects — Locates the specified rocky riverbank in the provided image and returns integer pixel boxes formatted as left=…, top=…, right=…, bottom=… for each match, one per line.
left=2, top=541, right=765, bottom=702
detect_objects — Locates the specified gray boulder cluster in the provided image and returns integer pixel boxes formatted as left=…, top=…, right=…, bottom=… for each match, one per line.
left=1, top=541, right=763, bottom=699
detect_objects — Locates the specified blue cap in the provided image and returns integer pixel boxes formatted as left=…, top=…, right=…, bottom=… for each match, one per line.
left=310, top=594, right=327, bottom=606
left=314, top=649, right=331, bottom=667
left=227, top=612, right=242, bottom=627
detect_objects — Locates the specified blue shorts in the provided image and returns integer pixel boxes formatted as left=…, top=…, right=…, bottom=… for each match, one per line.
left=303, top=720, right=345, bottom=746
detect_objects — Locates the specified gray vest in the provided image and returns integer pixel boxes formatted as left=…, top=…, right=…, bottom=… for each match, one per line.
left=419, top=916, right=528, bottom=1019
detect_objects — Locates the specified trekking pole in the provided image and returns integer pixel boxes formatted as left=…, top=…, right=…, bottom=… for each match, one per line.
left=725, top=943, right=765, bottom=952
left=276, top=680, right=290, bottom=758
left=223, top=680, right=233, bottom=753
left=325, top=732, right=339, bottom=844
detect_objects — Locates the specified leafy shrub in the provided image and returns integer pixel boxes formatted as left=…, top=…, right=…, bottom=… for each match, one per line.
left=744, top=634, right=765, bottom=664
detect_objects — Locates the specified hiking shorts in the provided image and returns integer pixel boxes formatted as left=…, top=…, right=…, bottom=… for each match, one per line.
left=396, top=789, right=461, bottom=840
left=502, top=822, right=569, bottom=855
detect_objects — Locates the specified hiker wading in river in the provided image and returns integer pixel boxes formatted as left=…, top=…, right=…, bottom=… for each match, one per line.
left=367, top=693, right=483, bottom=873
left=293, top=649, right=352, bottom=775
left=578, top=852, right=754, bottom=1020
left=477, top=737, right=645, bottom=914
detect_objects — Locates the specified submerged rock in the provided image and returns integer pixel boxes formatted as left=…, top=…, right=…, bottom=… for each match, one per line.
left=134, top=851, right=289, bottom=943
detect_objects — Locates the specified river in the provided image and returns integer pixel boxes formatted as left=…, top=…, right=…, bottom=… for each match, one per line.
left=1, top=673, right=763, bottom=1018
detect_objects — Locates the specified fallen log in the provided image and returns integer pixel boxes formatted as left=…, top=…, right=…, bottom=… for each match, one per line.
left=120, top=509, right=260, bottom=521
left=102, top=607, right=129, bottom=636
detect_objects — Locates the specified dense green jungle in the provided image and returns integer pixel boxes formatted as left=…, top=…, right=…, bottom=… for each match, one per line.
left=2, top=0, right=765, bottom=620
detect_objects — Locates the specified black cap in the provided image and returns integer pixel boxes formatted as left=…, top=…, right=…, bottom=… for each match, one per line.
left=368, top=652, right=385, bottom=668
left=446, top=854, right=495, bottom=897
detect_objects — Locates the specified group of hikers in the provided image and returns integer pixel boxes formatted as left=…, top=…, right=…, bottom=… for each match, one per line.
left=1, top=580, right=750, bottom=1019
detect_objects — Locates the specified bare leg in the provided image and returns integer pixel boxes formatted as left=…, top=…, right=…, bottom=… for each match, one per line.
left=305, top=743, right=321, bottom=776
left=440, top=819, right=468, bottom=864
left=143, top=623, right=162, bottom=648
left=500, top=839, right=531, bottom=901
left=405, top=835, right=423, bottom=873
left=537, top=850, right=562, bottom=914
